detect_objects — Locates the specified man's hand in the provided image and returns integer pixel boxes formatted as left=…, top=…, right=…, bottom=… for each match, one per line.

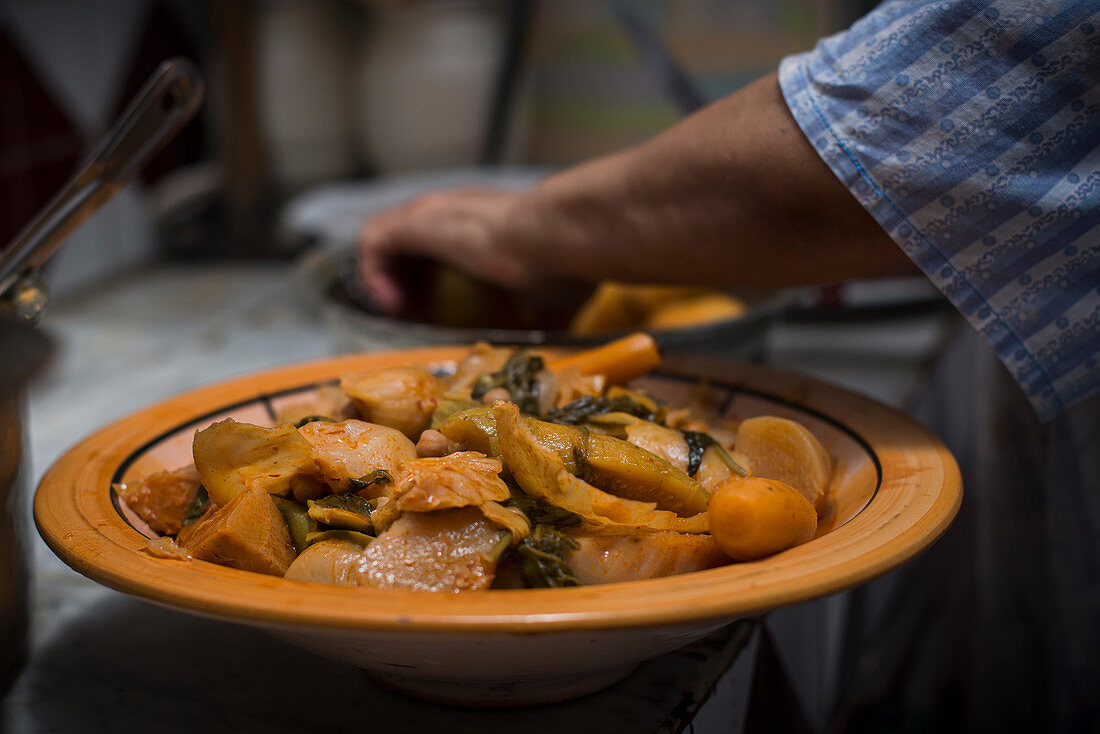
left=357, top=73, right=915, bottom=314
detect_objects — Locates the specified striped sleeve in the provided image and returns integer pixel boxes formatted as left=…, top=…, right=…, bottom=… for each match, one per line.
left=778, top=0, right=1100, bottom=420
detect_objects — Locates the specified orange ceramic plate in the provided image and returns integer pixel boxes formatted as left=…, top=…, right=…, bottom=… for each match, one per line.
left=34, top=347, right=961, bottom=705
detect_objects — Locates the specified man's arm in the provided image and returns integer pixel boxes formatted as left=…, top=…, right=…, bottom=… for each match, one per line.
left=359, top=72, right=915, bottom=314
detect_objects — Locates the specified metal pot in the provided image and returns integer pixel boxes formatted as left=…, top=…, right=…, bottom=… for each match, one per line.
left=0, top=318, right=49, bottom=694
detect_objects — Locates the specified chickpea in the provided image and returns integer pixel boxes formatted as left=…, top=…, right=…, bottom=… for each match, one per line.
left=416, top=429, right=452, bottom=457
left=481, top=387, right=512, bottom=404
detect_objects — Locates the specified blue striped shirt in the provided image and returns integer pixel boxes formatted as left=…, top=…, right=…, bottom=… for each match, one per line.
left=779, top=0, right=1100, bottom=420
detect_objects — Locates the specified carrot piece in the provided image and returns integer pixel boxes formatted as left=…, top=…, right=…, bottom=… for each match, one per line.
left=547, top=332, right=660, bottom=385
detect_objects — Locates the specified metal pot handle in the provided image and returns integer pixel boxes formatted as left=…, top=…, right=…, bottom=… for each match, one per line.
left=0, top=58, right=204, bottom=318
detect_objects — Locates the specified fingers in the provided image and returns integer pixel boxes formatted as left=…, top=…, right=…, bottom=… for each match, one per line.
left=357, top=190, right=521, bottom=314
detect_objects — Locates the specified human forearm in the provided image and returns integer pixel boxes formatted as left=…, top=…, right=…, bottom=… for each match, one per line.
left=502, top=72, right=914, bottom=286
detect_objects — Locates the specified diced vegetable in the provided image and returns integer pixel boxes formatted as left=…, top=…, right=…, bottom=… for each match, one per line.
left=546, top=332, right=660, bottom=385
left=116, top=464, right=203, bottom=536
left=356, top=507, right=508, bottom=591
left=284, top=540, right=364, bottom=585
left=340, top=366, right=443, bottom=438
left=192, top=420, right=318, bottom=507
left=181, top=487, right=297, bottom=575
left=708, top=476, right=817, bottom=561
left=735, top=416, right=832, bottom=514
left=564, top=532, right=728, bottom=584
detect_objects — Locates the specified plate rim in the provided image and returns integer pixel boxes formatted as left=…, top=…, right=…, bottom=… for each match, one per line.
left=34, top=346, right=961, bottom=633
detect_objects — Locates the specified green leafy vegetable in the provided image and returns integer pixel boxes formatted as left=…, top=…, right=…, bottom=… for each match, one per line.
left=272, top=496, right=314, bottom=553
left=546, top=395, right=660, bottom=426
left=681, top=431, right=748, bottom=478
left=305, top=529, right=373, bottom=547
left=506, top=490, right=582, bottom=529
left=348, top=469, right=392, bottom=492
left=292, top=415, right=338, bottom=428
left=307, top=491, right=375, bottom=534
left=182, top=486, right=210, bottom=525
left=471, top=351, right=545, bottom=415
left=510, top=525, right=580, bottom=588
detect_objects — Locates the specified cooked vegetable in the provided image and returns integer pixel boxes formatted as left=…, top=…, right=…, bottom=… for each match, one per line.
left=298, top=419, right=416, bottom=495
left=307, top=492, right=374, bottom=534
left=394, top=451, right=511, bottom=512
left=546, top=332, right=660, bottom=385
left=446, top=342, right=511, bottom=392
left=492, top=402, right=709, bottom=534
left=708, top=476, right=817, bottom=561
left=272, top=496, right=313, bottom=553
left=284, top=539, right=364, bottom=585
left=357, top=507, right=508, bottom=592
left=546, top=394, right=659, bottom=425
left=564, top=531, right=728, bottom=584
left=644, top=292, right=745, bottom=330
left=116, top=464, right=204, bottom=536
left=182, top=485, right=211, bottom=525
left=735, top=416, right=832, bottom=514
left=511, top=525, right=580, bottom=588
left=304, top=529, right=374, bottom=547
left=430, top=397, right=481, bottom=429
left=441, top=405, right=711, bottom=517
left=340, top=366, right=443, bottom=438
left=274, top=385, right=352, bottom=426
left=507, top=491, right=582, bottom=530
left=293, top=415, right=337, bottom=428
left=181, top=487, right=297, bottom=575
left=192, top=420, right=319, bottom=507
left=471, top=351, right=546, bottom=415
left=131, top=338, right=839, bottom=591
left=348, top=469, right=393, bottom=492
left=682, top=431, right=748, bottom=478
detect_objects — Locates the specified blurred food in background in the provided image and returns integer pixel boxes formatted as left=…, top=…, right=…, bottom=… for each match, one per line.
left=570, top=282, right=745, bottom=336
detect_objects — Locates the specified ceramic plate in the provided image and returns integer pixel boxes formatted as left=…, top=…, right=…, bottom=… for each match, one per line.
left=34, top=347, right=961, bottom=705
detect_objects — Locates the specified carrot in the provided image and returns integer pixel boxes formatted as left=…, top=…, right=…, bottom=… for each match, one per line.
left=546, top=332, right=661, bottom=385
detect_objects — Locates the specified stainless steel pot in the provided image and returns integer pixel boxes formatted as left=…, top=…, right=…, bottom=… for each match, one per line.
left=0, top=319, right=49, bottom=694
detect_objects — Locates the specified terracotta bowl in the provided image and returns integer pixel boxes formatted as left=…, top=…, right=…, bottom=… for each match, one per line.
left=34, top=347, right=961, bottom=706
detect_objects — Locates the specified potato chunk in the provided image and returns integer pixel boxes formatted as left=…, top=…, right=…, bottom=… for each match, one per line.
left=182, top=487, right=296, bottom=576
left=284, top=540, right=364, bottom=585
left=708, top=476, right=817, bottom=561
left=340, top=366, right=442, bottom=439
left=117, top=464, right=202, bottom=535
left=193, top=419, right=319, bottom=507
left=356, top=508, right=507, bottom=592
left=564, top=532, right=728, bottom=585
left=735, top=416, right=832, bottom=514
